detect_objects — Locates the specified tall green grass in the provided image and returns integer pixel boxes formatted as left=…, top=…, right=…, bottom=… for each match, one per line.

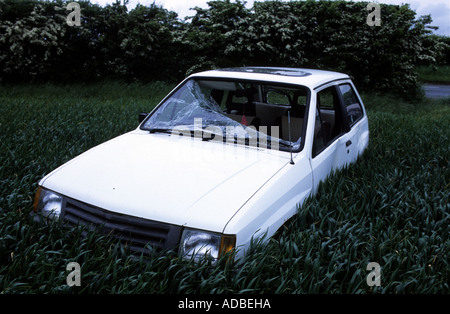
left=416, top=65, right=450, bottom=84
left=0, top=83, right=448, bottom=293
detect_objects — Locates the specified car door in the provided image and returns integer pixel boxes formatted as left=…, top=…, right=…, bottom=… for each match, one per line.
left=310, top=82, right=355, bottom=191
left=336, top=82, right=367, bottom=164
left=310, top=84, right=340, bottom=191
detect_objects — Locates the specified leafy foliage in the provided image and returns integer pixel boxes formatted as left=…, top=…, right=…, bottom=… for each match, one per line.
left=0, top=1, right=67, bottom=82
left=0, top=0, right=183, bottom=82
left=180, top=0, right=441, bottom=99
left=0, top=0, right=446, bottom=98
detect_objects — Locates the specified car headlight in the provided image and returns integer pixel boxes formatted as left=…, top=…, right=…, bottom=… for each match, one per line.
left=33, top=187, right=63, bottom=219
left=179, top=229, right=236, bottom=262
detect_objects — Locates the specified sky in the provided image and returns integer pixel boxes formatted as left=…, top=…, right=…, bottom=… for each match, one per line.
left=92, top=0, right=450, bottom=36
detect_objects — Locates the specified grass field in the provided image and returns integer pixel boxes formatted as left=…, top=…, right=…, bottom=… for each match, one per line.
left=0, top=82, right=448, bottom=293
left=417, top=65, right=450, bottom=84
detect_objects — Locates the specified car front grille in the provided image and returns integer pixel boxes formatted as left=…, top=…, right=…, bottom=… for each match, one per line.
left=61, top=197, right=182, bottom=255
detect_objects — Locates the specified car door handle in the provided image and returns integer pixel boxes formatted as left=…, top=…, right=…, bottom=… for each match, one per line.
left=346, top=140, right=352, bottom=147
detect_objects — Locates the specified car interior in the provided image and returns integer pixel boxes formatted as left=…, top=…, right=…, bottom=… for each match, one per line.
left=205, top=81, right=310, bottom=144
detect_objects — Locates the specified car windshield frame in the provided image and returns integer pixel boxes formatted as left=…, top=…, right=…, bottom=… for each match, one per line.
left=140, top=77, right=311, bottom=153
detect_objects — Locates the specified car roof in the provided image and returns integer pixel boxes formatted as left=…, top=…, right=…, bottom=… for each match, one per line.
left=189, top=67, right=350, bottom=89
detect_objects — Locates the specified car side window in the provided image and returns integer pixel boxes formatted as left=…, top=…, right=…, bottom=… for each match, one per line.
left=312, top=86, right=345, bottom=158
left=312, top=110, right=325, bottom=158
left=339, top=84, right=363, bottom=127
left=266, top=89, right=291, bottom=105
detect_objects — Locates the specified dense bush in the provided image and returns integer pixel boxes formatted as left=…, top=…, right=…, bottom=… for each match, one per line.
left=180, top=0, right=442, bottom=99
left=423, top=35, right=450, bottom=65
left=0, top=0, right=446, bottom=96
left=0, top=0, right=184, bottom=82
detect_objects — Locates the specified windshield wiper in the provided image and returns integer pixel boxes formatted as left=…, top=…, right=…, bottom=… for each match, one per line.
left=278, top=139, right=294, bottom=147
left=148, top=128, right=173, bottom=134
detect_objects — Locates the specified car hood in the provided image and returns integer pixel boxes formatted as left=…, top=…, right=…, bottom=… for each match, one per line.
left=41, top=130, right=290, bottom=232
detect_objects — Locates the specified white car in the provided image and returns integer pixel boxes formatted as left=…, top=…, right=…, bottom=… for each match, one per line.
left=33, top=67, right=369, bottom=261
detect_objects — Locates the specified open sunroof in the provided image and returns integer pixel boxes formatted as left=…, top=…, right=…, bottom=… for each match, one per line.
left=219, top=67, right=312, bottom=77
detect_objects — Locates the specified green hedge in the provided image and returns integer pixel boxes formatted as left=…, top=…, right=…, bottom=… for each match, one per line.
left=0, top=0, right=446, bottom=98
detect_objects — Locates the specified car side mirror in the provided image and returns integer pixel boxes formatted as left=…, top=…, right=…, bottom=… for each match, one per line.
left=138, top=113, right=148, bottom=123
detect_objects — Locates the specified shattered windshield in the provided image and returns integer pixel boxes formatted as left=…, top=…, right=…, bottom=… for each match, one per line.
left=141, top=78, right=309, bottom=152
